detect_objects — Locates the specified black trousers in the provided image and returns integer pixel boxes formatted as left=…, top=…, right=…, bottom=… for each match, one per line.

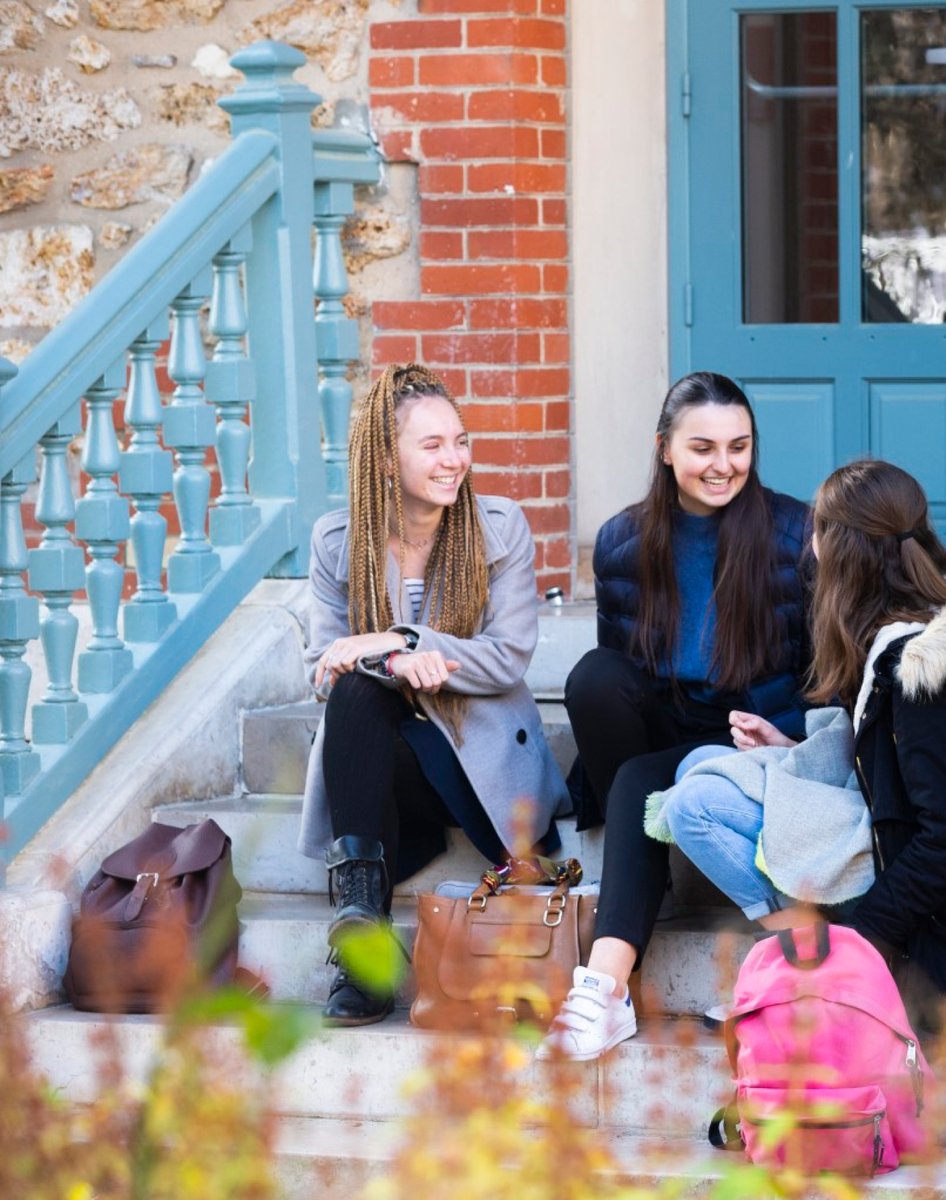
left=321, top=672, right=459, bottom=899
left=565, top=647, right=735, bottom=967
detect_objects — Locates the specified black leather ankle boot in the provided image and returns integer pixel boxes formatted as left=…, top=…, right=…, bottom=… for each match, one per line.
left=324, top=835, right=389, bottom=948
left=323, top=956, right=395, bottom=1026
left=323, top=836, right=395, bottom=1026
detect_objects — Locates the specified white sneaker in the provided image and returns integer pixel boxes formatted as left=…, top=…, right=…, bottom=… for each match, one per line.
left=536, top=967, right=638, bottom=1062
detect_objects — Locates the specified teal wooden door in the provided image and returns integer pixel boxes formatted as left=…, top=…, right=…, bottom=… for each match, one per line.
left=669, top=0, right=946, bottom=530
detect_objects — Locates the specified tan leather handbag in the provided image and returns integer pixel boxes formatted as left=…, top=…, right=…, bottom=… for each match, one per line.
left=410, top=872, right=597, bottom=1032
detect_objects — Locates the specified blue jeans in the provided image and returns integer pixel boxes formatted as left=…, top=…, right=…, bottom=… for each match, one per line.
left=663, top=745, right=792, bottom=921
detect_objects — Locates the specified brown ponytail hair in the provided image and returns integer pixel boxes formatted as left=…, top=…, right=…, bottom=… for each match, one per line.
left=633, top=371, right=784, bottom=692
left=808, top=459, right=946, bottom=706
left=347, top=363, right=489, bottom=739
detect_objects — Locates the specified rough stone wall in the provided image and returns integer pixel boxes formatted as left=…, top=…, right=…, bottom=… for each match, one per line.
left=0, top=0, right=574, bottom=593
left=0, top=0, right=415, bottom=363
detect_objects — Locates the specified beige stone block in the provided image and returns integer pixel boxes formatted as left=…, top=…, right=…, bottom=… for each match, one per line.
left=342, top=208, right=410, bottom=275
left=0, top=162, right=53, bottom=214
left=0, top=888, right=71, bottom=1011
left=68, top=33, right=111, bottom=73
left=70, top=143, right=192, bottom=209
left=0, top=0, right=45, bottom=52
left=0, top=67, right=140, bottom=156
left=90, top=0, right=223, bottom=31
left=0, top=224, right=93, bottom=328
left=191, top=41, right=239, bottom=79
left=99, top=219, right=132, bottom=247
left=0, top=336, right=33, bottom=362
left=156, top=81, right=230, bottom=134
left=239, top=0, right=369, bottom=83
left=44, top=0, right=77, bottom=24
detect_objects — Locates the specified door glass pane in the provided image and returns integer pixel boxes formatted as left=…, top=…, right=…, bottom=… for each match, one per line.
left=862, top=9, right=946, bottom=323
left=741, top=12, right=839, bottom=324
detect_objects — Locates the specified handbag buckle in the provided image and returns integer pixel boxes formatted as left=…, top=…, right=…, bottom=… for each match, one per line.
left=467, top=894, right=487, bottom=910
left=136, top=872, right=160, bottom=890
left=543, top=893, right=566, bottom=927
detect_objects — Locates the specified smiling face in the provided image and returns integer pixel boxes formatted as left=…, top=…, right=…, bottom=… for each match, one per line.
left=661, top=403, right=754, bottom=516
left=395, top=393, right=471, bottom=513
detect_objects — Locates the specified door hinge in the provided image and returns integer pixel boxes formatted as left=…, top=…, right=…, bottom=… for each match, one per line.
left=684, top=282, right=694, bottom=327
left=681, top=71, right=692, bottom=117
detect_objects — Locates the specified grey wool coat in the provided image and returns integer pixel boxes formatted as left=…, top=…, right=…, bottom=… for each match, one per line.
left=645, top=706, right=875, bottom=906
left=298, top=494, right=569, bottom=861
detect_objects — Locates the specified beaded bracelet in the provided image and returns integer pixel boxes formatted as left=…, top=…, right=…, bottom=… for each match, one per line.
left=379, top=650, right=403, bottom=678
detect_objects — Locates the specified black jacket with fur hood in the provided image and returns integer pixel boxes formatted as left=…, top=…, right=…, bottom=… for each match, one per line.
left=851, top=608, right=946, bottom=1026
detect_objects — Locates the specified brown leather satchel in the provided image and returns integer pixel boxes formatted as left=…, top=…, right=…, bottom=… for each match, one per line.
left=410, top=869, right=597, bottom=1032
left=63, top=819, right=242, bottom=1014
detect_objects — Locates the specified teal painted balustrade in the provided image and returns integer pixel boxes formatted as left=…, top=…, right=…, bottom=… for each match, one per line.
left=0, top=40, right=379, bottom=877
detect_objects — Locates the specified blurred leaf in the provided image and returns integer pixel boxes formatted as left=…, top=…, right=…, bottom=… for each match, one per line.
left=241, top=1004, right=320, bottom=1067
left=711, top=1161, right=783, bottom=1200
left=335, top=923, right=408, bottom=993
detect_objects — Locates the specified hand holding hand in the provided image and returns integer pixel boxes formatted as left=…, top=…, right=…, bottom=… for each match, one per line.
left=729, top=710, right=797, bottom=751
left=316, top=632, right=407, bottom=688
left=389, top=649, right=460, bottom=694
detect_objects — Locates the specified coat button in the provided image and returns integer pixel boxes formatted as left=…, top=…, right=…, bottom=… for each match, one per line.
left=516, top=729, right=527, bottom=744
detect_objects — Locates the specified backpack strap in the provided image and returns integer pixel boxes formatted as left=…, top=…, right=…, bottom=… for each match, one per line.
left=777, top=922, right=831, bottom=970
left=708, top=1102, right=744, bottom=1152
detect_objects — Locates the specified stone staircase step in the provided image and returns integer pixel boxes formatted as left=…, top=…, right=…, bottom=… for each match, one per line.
left=22, top=1006, right=734, bottom=1138
left=271, top=1117, right=946, bottom=1200
left=157, top=795, right=729, bottom=910
left=157, top=793, right=601, bottom=896
left=237, top=892, right=755, bottom=1018
left=242, top=699, right=575, bottom=796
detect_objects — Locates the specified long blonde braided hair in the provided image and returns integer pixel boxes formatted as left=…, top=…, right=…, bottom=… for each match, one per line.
left=348, top=363, right=490, bottom=740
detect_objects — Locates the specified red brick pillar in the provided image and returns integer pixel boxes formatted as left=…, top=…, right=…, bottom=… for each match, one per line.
left=368, top=0, right=572, bottom=594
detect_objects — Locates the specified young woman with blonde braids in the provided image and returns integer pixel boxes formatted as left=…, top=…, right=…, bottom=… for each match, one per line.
left=299, top=363, right=568, bottom=1025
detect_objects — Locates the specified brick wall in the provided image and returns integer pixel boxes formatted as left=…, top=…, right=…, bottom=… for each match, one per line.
left=368, top=0, right=572, bottom=594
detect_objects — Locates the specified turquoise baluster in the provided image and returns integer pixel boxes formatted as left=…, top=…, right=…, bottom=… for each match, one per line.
left=119, top=320, right=177, bottom=641
left=166, top=271, right=221, bottom=591
left=313, top=178, right=359, bottom=510
left=28, top=403, right=89, bottom=743
left=206, top=232, right=260, bottom=546
left=75, top=362, right=134, bottom=692
left=221, top=42, right=323, bottom=574
left=0, top=357, right=41, bottom=791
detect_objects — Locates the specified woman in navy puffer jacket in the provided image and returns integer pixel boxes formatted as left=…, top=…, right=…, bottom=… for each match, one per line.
left=538, top=372, right=812, bottom=1061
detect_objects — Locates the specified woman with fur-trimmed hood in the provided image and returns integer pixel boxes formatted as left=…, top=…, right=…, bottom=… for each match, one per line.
left=658, top=459, right=946, bottom=1034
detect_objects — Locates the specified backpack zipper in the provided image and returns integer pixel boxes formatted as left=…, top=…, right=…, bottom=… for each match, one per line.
left=855, top=755, right=886, bottom=871
left=872, top=1113, right=884, bottom=1174
left=902, top=1036, right=924, bottom=1115
left=745, top=1112, right=882, bottom=1131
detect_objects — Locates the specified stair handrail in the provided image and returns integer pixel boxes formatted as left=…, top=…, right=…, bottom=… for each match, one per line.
left=0, top=41, right=379, bottom=875
left=0, top=129, right=280, bottom=483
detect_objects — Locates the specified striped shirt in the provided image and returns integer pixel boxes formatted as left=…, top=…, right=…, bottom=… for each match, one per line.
left=405, top=578, right=425, bottom=622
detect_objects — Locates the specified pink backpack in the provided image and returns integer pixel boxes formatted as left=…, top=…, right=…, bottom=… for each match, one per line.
left=709, top=924, right=935, bottom=1176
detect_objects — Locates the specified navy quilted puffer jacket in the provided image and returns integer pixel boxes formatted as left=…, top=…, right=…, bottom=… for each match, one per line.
left=593, top=487, right=812, bottom=733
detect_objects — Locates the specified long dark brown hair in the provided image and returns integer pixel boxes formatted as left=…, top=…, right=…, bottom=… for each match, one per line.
left=633, top=371, right=785, bottom=692
left=808, top=459, right=946, bottom=706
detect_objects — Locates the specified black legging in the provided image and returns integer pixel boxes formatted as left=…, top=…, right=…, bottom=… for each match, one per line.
left=321, top=672, right=458, bottom=900
left=565, top=647, right=735, bottom=967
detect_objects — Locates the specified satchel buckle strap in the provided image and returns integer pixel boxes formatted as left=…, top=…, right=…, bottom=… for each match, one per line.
left=467, top=893, right=488, bottom=910
left=544, top=891, right=566, bottom=927
left=124, top=872, right=161, bottom=922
